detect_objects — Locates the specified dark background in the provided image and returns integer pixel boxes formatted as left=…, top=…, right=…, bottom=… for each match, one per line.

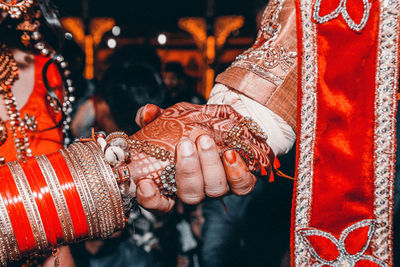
left=55, top=0, right=267, bottom=37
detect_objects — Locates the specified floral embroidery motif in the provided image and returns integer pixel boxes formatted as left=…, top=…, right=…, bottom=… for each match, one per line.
left=229, top=0, right=297, bottom=85
left=298, top=220, right=389, bottom=267
left=235, top=40, right=296, bottom=71
left=313, top=0, right=371, bottom=32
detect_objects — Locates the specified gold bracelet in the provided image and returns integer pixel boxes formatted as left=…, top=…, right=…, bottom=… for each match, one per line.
left=221, top=116, right=270, bottom=169
left=75, top=143, right=114, bottom=237
left=63, top=146, right=100, bottom=238
left=0, top=233, right=7, bottom=266
left=69, top=143, right=113, bottom=238
left=67, top=144, right=103, bottom=238
left=0, top=191, right=18, bottom=262
left=128, top=138, right=177, bottom=196
left=85, top=142, right=125, bottom=230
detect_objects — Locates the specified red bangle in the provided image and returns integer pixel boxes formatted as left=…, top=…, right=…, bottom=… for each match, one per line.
left=17, top=159, right=53, bottom=248
left=47, top=152, right=80, bottom=238
left=23, top=157, right=64, bottom=245
left=47, top=152, right=89, bottom=239
left=22, top=157, right=56, bottom=246
left=0, top=165, right=36, bottom=252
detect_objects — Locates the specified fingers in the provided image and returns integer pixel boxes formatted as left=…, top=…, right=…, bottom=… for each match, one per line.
left=135, top=104, right=163, bottom=128
left=136, top=179, right=175, bottom=213
left=175, top=139, right=205, bottom=204
left=196, top=135, right=229, bottom=197
left=222, top=150, right=256, bottom=195
left=174, top=137, right=257, bottom=203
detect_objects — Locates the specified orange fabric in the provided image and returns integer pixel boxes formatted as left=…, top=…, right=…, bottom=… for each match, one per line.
left=0, top=55, right=64, bottom=162
left=311, top=0, right=379, bottom=233
left=293, top=0, right=384, bottom=264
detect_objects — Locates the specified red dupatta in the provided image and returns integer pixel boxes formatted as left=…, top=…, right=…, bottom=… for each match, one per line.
left=292, top=0, right=399, bottom=266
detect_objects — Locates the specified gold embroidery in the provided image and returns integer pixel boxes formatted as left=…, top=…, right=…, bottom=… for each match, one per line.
left=228, top=0, right=296, bottom=84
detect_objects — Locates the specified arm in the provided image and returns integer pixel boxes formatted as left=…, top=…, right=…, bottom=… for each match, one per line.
left=0, top=141, right=125, bottom=265
left=208, top=84, right=296, bottom=156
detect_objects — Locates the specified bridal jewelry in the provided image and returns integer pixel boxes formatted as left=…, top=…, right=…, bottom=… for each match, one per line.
left=0, top=1, right=76, bottom=148
left=0, top=44, right=32, bottom=160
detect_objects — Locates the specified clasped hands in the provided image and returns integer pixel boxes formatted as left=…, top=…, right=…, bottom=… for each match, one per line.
left=124, top=102, right=275, bottom=213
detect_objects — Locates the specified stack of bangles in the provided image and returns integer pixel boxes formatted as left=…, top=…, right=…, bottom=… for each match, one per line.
left=0, top=141, right=125, bottom=265
left=0, top=115, right=269, bottom=265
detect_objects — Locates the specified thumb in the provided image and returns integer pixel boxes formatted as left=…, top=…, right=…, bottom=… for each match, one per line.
left=135, top=104, right=163, bottom=128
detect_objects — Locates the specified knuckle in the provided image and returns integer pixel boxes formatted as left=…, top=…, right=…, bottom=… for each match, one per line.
left=230, top=174, right=256, bottom=195
left=205, top=185, right=229, bottom=198
left=138, top=197, right=160, bottom=210
left=234, top=183, right=255, bottom=196
left=176, top=160, right=202, bottom=181
left=179, top=193, right=204, bottom=205
left=176, top=167, right=201, bottom=180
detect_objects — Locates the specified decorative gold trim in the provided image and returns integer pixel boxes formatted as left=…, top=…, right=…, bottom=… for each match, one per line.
left=294, top=0, right=318, bottom=265
left=372, top=0, right=400, bottom=262
left=226, top=63, right=285, bottom=86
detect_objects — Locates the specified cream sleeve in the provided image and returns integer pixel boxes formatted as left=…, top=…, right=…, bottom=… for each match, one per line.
left=207, top=84, right=296, bottom=156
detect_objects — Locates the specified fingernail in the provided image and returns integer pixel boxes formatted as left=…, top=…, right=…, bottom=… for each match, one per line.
left=223, top=150, right=237, bottom=165
left=198, top=135, right=213, bottom=150
left=137, top=180, right=154, bottom=197
left=143, top=105, right=154, bottom=125
left=179, top=140, right=195, bottom=157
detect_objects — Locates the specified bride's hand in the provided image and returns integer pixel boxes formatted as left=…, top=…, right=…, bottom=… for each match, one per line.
left=129, top=103, right=274, bottom=213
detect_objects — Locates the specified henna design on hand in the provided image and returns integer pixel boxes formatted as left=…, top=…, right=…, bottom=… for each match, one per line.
left=128, top=102, right=275, bottom=189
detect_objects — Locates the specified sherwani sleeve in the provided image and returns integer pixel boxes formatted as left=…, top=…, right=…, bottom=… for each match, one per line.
left=215, top=0, right=298, bottom=132
left=208, top=83, right=295, bottom=156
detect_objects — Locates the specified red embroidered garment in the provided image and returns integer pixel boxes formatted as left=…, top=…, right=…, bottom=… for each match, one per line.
left=292, top=0, right=399, bottom=266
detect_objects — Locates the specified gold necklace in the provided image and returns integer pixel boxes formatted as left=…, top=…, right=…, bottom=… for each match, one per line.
left=0, top=44, right=33, bottom=161
left=0, top=0, right=34, bottom=19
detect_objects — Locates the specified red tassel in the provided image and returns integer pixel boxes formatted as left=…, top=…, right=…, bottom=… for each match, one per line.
left=260, top=165, right=274, bottom=182
left=273, top=157, right=280, bottom=169
left=269, top=170, right=275, bottom=182
left=261, top=165, right=268, bottom=176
